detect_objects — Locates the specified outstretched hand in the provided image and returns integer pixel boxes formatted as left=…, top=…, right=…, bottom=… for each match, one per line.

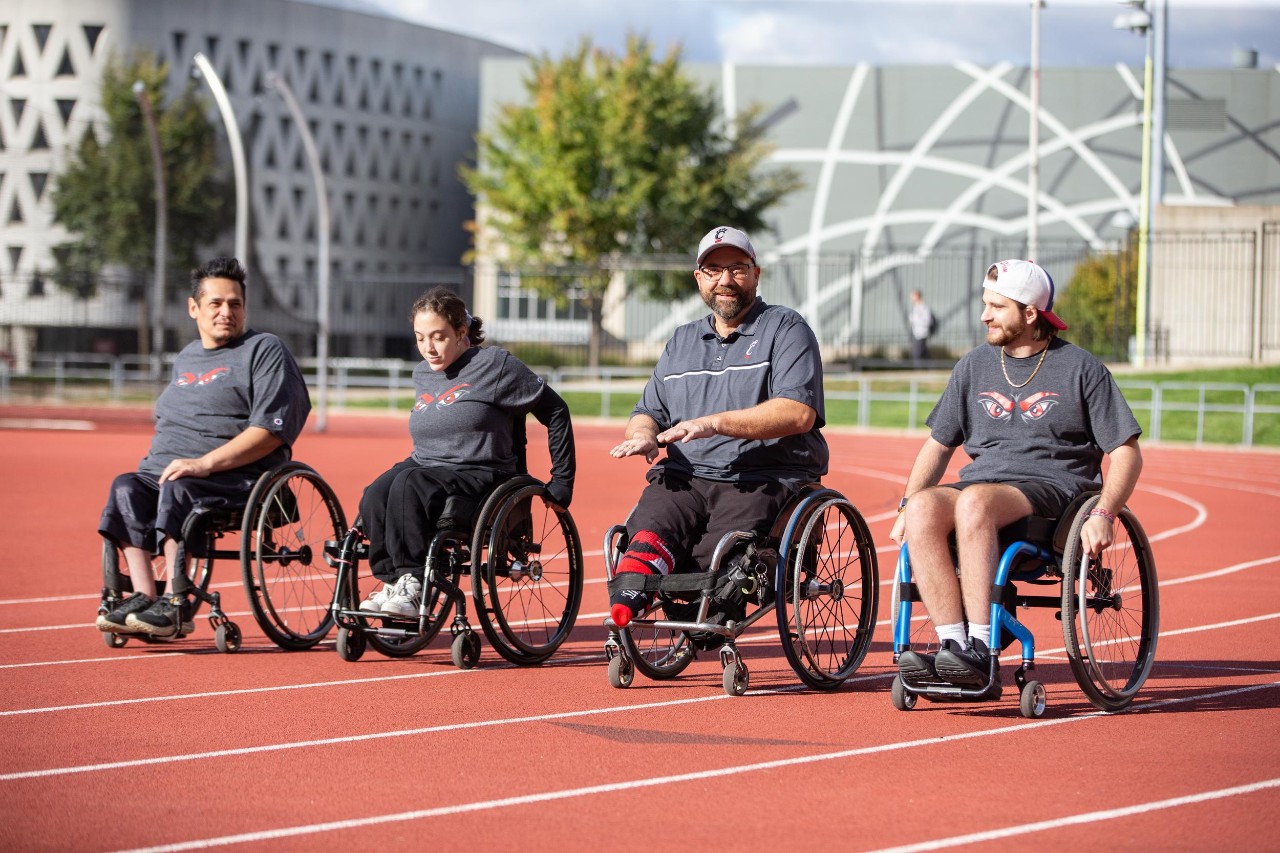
left=656, top=419, right=716, bottom=445
left=609, top=435, right=661, bottom=463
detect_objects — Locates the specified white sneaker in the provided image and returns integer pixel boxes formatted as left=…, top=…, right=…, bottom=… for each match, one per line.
left=380, top=573, right=423, bottom=618
left=359, top=581, right=395, bottom=613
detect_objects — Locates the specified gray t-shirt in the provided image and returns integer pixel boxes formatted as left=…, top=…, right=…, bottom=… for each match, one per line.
left=140, top=329, right=311, bottom=478
left=634, top=298, right=829, bottom=484
left=927, top=337, right=1141, bottom=499
left=408, top=346, right=547, bottom=470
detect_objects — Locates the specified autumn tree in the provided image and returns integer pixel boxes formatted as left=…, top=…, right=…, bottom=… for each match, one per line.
left=1055, top=238, right=1137, bottom=360
left=51, top=50, right=229, bottom=354
left=461, top=34, right=802, bottom=367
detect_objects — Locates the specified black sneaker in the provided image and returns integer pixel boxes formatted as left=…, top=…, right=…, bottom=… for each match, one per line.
left=96, top=592, right=154, bottom=633
left=934, top=638, right=999, bottom=688
left=897, top=649, right=945, bottom=688
left=125, top=594, right=194, bottom=638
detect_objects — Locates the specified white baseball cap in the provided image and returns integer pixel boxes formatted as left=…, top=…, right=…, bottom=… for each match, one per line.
left=984, top=259, right=1068, bottom=330
left=696, top=226, right=757, bottom=267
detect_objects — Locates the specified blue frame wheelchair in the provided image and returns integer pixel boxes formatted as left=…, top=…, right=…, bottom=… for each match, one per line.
left=603, top=484, right=879, bottom=697
left=98, top=461, right=347, bottom=653
left=327, top=471, right=584, bottom=669
left=890, top=491, right=1159, bottom=717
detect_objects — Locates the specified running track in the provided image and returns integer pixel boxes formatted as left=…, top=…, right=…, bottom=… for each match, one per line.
left=2, top=406, right=1278, bottom=851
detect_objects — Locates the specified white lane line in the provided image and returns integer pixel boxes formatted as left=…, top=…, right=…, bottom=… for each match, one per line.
left=105, top=679, right=1280, bottom=853
left=869, top=777, right=1280, bottom=853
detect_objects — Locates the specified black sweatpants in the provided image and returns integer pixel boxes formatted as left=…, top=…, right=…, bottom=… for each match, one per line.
left=359, top=459, right=506, bottom=583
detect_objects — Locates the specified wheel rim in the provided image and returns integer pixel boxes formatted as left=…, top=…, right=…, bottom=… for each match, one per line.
left=479, top=487, right=582, bottom=661
left=780, top=497, right=878, bottom=688
left=247, top=467, right=344, bottom=647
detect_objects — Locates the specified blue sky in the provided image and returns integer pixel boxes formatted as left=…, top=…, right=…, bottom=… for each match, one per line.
left=354, top=0, right=1280, bottom=69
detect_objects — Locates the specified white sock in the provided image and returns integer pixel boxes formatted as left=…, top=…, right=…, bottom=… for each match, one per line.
left=968, top=622, right=991, bottom=649
left=936, top=622, right=967, bottom=647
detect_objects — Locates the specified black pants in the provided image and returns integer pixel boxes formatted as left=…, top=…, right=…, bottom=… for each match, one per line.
left=99, top=470, right=256, bottom=555
left=359, top=459, right=506, bottom=583
left=625, top=472, right=795, bottom=574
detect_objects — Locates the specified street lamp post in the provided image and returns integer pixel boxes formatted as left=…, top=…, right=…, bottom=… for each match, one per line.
left=192, top=52, right=249, bottom=268
left=1114, top=0, right=1166, bottom=367
left=266, top=71, right=330, bottom=433
left=133, top=80, right=167, bottom=381
left=1027, top=0, right=1044, bottom=262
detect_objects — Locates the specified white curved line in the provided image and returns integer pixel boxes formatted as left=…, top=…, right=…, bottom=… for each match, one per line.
left=863, top=61, right=1015, bottom=255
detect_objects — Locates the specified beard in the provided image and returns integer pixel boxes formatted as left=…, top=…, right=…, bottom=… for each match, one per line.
left=702, top=286, right=752, bottom=322
left=985, top=317, right=1026, bottom=347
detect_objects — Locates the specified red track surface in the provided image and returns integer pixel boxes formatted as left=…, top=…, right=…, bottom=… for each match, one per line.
left=2, top=404, right=1279, bottom=851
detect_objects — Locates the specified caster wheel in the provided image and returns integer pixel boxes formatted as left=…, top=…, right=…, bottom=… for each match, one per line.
left=608, top=654, right=634, bottom=688
left=215, top=622, right=242, bottom=653
left=723, top=660, right=749, bottom=697
left=451, top=631, right=481, bottom=669
left=891, top=675, right=917, bottom=711
left=103, top=632, right=128, bottom=649
left=336, top=627, right=366, bottom=662
left=1020, top=680, right=1047, bottom=719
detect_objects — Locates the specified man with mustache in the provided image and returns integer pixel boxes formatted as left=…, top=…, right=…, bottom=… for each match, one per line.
left=96, top=256, right=311, bottom=639
left=889, top=259, right=1142, bottom=694
left=607, top=226, right=828, bottom=628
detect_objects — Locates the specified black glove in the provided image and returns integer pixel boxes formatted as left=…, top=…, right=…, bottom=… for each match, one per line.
left=545, top=480, right=573, bottom=509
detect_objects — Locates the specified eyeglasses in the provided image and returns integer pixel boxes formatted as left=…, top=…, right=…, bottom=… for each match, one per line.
left=698, top=263, right=754, bottom=280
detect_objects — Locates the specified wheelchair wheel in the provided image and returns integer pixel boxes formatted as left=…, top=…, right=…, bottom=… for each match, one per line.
left=776, top=493, right=879, bottom=691
left=620, top=598, right=697, bottom=680
left=1060, top=497, right=1159, bottom=712
left=241, top=462, right=346, bottom=651
left=472, top=477, right=583, bottom=665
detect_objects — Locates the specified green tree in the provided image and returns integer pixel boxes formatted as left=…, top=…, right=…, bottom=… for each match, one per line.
left=51, top=50, right=229, bottom=354
left=461, top=34, right=802, bottom=367
left=1055, top=239, right=1137, bottom=361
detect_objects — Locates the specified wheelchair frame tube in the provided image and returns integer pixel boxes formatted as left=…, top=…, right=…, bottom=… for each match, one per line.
left=988, top=541, right=1054, bottom=663
left=893, top=546, right=912, bottom=654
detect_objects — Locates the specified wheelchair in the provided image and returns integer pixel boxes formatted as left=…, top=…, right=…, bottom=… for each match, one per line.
left=890, top=491, right=1159, bottom=718
left=98, top=461, right=347, bottom=653
left=327, top=474, right=584, bottom=668
left=603, top=484, right=879, bottom=697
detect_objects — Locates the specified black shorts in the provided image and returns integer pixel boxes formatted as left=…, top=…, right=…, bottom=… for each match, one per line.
left=943, top=479, right=1073, bottom=519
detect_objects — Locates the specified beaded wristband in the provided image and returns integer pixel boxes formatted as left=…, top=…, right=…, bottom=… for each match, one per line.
left=1088, top=507, right=1117, bottom=523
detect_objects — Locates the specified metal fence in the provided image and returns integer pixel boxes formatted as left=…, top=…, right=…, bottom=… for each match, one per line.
left=5, top=354, right=1278, bottom=447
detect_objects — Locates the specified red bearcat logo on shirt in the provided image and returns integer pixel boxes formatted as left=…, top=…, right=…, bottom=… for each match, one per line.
left=978, top=390, right=1060, bottom=423
left=176, top=367, right=230, bottom=387
left=413, top=383, right=472, bottom=411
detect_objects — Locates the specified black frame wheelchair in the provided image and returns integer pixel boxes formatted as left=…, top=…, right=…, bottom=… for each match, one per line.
left=890, top=491, right=1159, bottom=717
left=603, top=484, right=879, bottom=697
left=98, top=461, right=347, bottom=653
left=327, top=474, right=584, bottom=668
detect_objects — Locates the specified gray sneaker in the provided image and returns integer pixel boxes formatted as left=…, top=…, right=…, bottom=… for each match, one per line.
left=379, top=573, right=424, bottom=619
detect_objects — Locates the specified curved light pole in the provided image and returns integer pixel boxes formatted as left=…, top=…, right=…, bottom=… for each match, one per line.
left=133, top=80, right=167, bottom=380
left=266, top=70, right=330, bottom=433
left=1027, top=0, right=1044, bottom=261
left=192, top=52, right=249, bottom=267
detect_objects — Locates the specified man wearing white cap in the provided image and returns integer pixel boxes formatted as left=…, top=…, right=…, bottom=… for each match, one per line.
left=889, top=259, right=1143, bottom=693
left=606, top=226, right=828, bottom=629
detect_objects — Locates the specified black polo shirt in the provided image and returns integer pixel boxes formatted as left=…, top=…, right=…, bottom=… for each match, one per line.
left=634, top=298, right=829, bottom=485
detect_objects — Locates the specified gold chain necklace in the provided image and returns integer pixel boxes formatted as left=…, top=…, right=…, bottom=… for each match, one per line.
left=1001, top=345, right=1049, bottom=389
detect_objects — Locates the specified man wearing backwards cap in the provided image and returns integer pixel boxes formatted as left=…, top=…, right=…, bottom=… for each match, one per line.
left=606, top=225, right=828, bottom=628
left=889, top=259, right=1143, bottom=694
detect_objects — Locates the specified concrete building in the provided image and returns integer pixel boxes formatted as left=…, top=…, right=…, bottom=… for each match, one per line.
left=1, top=0, right=519, bottom=367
